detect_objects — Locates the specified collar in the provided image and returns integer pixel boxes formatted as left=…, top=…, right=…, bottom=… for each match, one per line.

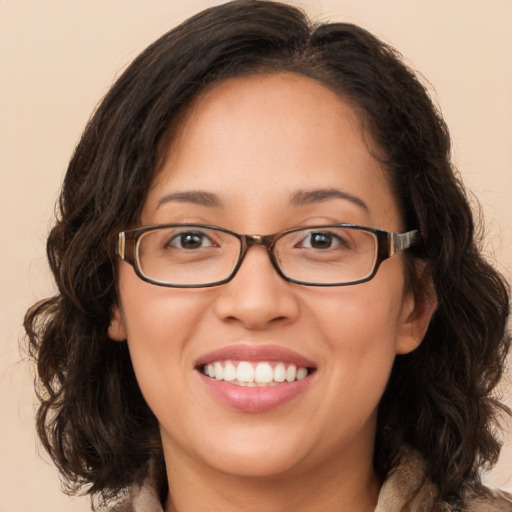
left=114, top=448, right=512, bottom=512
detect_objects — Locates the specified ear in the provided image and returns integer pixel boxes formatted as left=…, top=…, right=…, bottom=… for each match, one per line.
left=395, top=263, right=437, bottom=355
left=108, top=304, right=128, bottom=342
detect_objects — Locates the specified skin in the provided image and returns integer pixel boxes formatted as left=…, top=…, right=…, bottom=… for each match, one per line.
left=109, top=72, right=433, bottom=512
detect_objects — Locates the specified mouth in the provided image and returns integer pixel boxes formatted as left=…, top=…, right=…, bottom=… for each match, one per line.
left=195, top=345, right=316, bottom=412
left=198, top=360, right=314, bottom=387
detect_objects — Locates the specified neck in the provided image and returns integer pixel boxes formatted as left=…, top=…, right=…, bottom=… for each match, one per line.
left=163, top=442, right=380, bottom=512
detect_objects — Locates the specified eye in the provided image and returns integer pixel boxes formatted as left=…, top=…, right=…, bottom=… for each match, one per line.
left=299, top=231, right=346, bottom=250
left=166, top=231, right=215, bottom=250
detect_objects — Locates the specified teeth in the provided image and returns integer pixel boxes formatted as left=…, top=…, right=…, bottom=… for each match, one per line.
left=214, top=362, right=223, bottom=380
left=254, top=362, right=273, bottom=383
left=296, top=367, right=308, bottom=380
left=236, top=362, right=254, bottom=383
left=201, top=361, right=310, bottom=385
left=286, top=364, right=297, bottom=383
left=274, top=363, right=286, bottom=382
left=223, top=362, right=236, bottom=381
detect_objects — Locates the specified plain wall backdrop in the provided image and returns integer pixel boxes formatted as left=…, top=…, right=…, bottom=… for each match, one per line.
left=1, top=1, right=511, bottom=510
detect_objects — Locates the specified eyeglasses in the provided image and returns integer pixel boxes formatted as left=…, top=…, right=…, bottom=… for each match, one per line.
left=115, top=224, right=420, bottom=288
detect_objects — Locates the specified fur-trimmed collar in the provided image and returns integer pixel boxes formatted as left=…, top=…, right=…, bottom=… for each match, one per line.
left=375, top=447, right=512, bottom=511
left=112, top=448, right=512, bottom=511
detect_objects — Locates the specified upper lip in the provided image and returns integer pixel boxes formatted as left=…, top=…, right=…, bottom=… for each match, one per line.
left=195, top=344, right=316, bottom=369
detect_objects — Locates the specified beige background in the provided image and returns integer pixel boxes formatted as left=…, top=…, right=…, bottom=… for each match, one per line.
left=1, top=1, right=511, bottom=510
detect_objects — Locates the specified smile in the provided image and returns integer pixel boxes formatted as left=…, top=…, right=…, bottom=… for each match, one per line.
left=195, top=345, right=317, bottom=412
left=201, top=360, right=311, bottom=386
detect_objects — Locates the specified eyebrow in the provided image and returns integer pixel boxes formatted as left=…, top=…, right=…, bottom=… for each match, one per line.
left=156, top=191, right=223, bottom=209
left=156, top=188, right=368, bottom=211
left=289, top=188, right=369, bottom=211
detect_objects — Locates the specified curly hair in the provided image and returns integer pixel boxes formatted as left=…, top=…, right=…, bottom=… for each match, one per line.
left=25, top=0, right=510, bottom=508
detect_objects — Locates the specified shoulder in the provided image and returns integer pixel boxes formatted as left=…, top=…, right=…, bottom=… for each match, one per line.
left=108, top=473, right=164, bottom=512
left=376, top=447, right=512, bottom=512
left=110, top=449, right=512, bottom=512
left=463, top=487, right=512, bottom=511
left=108, top=481, right=163, bottom=512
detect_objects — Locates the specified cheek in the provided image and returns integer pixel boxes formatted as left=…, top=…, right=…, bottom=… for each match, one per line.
left=117, top=267, right=211, bottom=406
left=304, top=276, right=406, bottom=397
left=118, top=261, right=211, bottom=342
left=306, top=280, right=405, bottom=350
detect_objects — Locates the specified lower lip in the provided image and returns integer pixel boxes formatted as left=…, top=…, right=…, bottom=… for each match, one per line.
left=198, top=373, right=313, bottom=413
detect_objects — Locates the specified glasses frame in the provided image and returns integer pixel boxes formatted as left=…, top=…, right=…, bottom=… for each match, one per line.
left=115, top=223, right=420, bottom=288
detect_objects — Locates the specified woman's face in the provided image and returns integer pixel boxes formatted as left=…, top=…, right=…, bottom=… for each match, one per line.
left=110, top=73, right=425, bottom=481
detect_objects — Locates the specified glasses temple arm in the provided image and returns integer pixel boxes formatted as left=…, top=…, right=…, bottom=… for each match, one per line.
left=390, top=230, right=420, bottom=255
left=116, top=232, right=127, bottom=259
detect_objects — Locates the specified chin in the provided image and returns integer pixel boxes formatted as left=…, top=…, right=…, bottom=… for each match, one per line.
left=164, top=420, right=314, bottom=479
left=206, top=446, right=309, bottom=479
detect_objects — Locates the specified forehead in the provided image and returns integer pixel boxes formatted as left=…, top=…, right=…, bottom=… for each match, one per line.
left=145, top=72, right=400, bottom=230
left=165, top=71, right=369, bottom=161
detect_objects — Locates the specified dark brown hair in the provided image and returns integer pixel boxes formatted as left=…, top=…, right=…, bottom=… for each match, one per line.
left=25, top=0, right=510, bottom=508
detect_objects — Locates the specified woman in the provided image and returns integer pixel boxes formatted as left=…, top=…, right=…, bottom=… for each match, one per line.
left=25, top=1, right=511, bottom=511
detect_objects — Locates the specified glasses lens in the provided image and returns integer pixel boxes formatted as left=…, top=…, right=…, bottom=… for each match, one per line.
left=274, top=226, right=378, bottom=284
left=136, top=226, right=241, bottom=286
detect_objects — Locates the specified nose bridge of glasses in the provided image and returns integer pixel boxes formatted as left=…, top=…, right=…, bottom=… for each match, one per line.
left=244, top=234, right=263, bottom=245
left=237, top=234, right=279, bottom=271
left=241, top=233, right=279, bottom=252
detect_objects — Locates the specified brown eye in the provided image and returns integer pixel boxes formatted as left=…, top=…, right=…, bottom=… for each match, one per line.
left=298, top=231, right=347, bottom=250
left=166, top=231, right=214, bottom=250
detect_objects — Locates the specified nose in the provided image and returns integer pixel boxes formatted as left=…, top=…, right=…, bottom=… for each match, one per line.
left=213, top=246, right=300, bottom=330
